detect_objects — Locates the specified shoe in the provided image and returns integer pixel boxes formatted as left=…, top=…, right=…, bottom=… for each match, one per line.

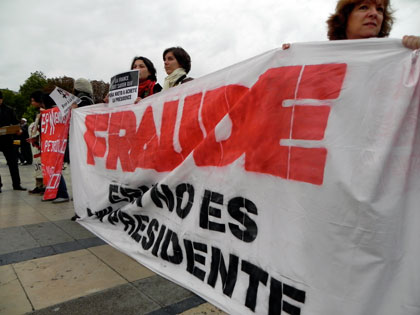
left=42, top=198, right=55, bottom=202
left=29, top=187, right=42, bottom=194
left=71, top=214, right=80, bottom=221
left=52, top=197, right=69, bottom=203
left=39, top=187, right=45, bottom=195
left=13, top=186, right=27, bottom=191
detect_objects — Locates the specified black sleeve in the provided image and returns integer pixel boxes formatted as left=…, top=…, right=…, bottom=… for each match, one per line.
left=181, top=77, right=194, bottom=84
left=8, top=106, right=19, bottom=125
left=78, top=96, right=94, bottom=107
left=153, top=84, right=162, bottom=94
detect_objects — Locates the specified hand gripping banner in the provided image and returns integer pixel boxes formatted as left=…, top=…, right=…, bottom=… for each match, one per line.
left=70, top=39, right=420, bottom=315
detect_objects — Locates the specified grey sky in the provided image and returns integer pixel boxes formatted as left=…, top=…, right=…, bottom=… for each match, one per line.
left=0, top=0, right=419, bottom=92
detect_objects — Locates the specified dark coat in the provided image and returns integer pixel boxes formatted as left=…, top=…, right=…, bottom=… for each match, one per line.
left=0, top=104, right=19, bottom=144
left=76, top=91, right=94, bottom=107
left=175, top=75, right=193, bottom=86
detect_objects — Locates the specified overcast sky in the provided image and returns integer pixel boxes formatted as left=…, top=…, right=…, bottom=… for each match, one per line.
left=1, top=0, right=419, bottom=92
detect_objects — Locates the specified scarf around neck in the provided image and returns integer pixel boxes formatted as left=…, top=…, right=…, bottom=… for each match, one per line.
left=163, top=68, right=187, bottom=90
left=138, top=79, right=156, bottom=99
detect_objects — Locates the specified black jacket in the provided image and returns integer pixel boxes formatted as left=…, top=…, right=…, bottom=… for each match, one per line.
left=76, top=91, right=94, bottom=107
left=0, top=104, right=19, bottom=143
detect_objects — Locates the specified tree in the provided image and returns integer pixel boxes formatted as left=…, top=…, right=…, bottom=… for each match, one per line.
left=19, top=71, right=48, bottom=101
left=19, top=71, right=48, bottom=122
left=47, top=76, right=74, bottom=93
left=4, top=72, right=110, bottom=122
left=91, top=80, right=109, bottom=103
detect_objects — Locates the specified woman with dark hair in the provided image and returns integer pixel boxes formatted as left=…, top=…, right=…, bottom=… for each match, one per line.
left=162, top=47, right=193, bottom=90
left=326, top=0, right=419, bottom=49
left=131, top=56, right=162, bottom=103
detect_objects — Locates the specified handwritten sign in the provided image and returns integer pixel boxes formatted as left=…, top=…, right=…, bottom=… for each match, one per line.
left=49, top=87, right=80, bottom=116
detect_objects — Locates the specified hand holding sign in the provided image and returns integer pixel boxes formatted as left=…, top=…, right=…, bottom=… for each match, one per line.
left=49, top=87, right=81, bottom=116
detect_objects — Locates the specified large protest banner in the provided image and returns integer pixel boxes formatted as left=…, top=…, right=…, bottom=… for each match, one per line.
left=41, top=107, right=70, bottom=200
left=70, top=39, right=420, bottom=315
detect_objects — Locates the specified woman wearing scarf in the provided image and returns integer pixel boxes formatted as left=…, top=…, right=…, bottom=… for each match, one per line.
left=131, top=56, right=162, bottom=104
left=163, top=47, right=193, bottom=90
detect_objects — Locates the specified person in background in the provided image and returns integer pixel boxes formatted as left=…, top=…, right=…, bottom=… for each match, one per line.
left=27, top=91, right=45, bottom=194
left=162, top=47, right=193, bottom=90
left=130, top=56, right=162, bottom=103
left=0, top=90, right=26, bottom=192
left=18, top=118, right=32, bottom=165
left=73, top=78, right=94, bottom=107
left=63, top=78, right=94, bottom=165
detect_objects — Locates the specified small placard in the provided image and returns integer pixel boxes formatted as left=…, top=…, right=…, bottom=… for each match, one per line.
left=108, top=70, right=139, bottom=107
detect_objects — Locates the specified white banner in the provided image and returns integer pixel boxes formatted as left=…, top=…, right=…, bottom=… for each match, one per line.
left=70, top=39, right=420, bottom=315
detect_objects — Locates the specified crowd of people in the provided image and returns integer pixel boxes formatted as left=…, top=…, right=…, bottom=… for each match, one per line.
left=1, top=0, right=420, bottom=200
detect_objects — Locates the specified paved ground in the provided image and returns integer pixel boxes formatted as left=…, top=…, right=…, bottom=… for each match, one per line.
left=0, top=152, right=226, bottom=315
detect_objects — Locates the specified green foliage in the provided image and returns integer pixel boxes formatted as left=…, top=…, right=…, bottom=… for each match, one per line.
left=17, top=71, right=48, bottom=123
left=19, top=71, right=48, bottom=102
left=3, top=72, right=110, bottom=122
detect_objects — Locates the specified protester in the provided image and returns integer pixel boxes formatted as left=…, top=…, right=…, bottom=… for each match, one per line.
left=73, top=78, right=94, bottom=107
left=130, top=56, right=162, bottom=103
left=27, top=91, right=45, bottom=194
left=43, top=93, right=70, bottom=203
left=18, top=118, right=32, bottom=165
left=162, top=47, right=193, bottom=90
left=0, top=90, right=26, bottom=192
left=327, top=0, right=420, bottom=49
left=282, top=0, right=420, bottom=50
left=62, top=78, right=95, bottom=165
left=28, top=91, right=70, bottom=202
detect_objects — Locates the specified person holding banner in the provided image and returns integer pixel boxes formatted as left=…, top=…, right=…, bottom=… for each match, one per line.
left=163, top=47, right=193, bottom=90
left=63, top=78, right=94, bottom=165
left=131, top=56, right=162, bottom=103
left=281, top=0, right=420, bottom=50
left=43, top=94, right=70, bottom=203
left=326, top=0, right=420, bottom=49
left=0, top=90, right=26, bottom=192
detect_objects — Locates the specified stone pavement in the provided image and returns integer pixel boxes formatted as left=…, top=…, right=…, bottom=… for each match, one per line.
left=0, top=153, right=227, bottom=315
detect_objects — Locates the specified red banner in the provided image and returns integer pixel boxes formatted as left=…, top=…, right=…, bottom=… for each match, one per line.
left=41, top=107, right=71, bottom=200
